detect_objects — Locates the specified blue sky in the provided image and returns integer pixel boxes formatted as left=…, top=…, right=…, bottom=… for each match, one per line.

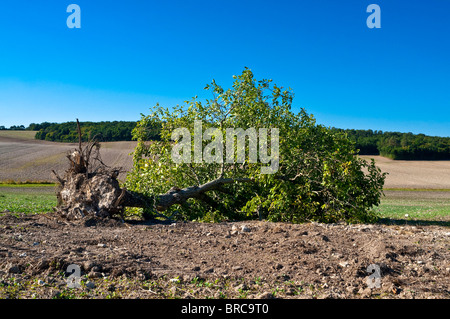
left=0, top=0, right=449, bottom=136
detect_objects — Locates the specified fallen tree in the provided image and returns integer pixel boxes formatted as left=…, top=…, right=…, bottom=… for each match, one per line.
left=52, top=119, right=254, bottom=220
left=125, top=69, right=386, bottom=223
left=54, top=69, right=386, bottom=224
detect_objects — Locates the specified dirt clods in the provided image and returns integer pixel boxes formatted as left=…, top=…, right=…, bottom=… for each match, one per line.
left=0, top=213, right=448, bottom=299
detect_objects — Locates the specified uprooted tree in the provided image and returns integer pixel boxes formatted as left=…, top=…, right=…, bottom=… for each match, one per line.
left=54, top=68, right=386, bottom=223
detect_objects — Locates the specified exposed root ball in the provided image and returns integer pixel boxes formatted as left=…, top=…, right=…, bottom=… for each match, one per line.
left=52, top=119, right=125, bottom=221
left=56, top=173, right=124, bottom=220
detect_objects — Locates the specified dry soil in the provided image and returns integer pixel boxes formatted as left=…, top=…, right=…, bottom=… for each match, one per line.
left=0, top=213, right=448, bottom=299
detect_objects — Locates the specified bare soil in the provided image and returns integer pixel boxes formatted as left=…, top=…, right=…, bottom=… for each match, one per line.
left=1, top=213, right=448, bottom=299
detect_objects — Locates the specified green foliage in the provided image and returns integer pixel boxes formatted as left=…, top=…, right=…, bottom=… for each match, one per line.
left=333, top=128, right=450, bottom=160
left=33, top=121, right=160, bottom=143
left=126, top=68, right=386, bottom=223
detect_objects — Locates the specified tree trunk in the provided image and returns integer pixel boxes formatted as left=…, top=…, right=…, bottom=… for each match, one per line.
left=122, top=177, right=253, bottom=212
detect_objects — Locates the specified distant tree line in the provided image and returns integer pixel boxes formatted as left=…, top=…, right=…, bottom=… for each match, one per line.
left=332, top=128, right=450, bottom=160
left=0, top=125, right=26, bottom=130
left=2, top=121, right=449, bottom=159
left=30, top=121, right=160, bottom=142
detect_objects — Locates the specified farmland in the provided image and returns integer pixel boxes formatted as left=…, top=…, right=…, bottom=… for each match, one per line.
left=0, top=185, right=56, bottom=214
left=1, top=130, right=449, bottom=221
left=0, top=131, right=135, bottom=183
left=1, top=131, right=450, bottom=187
left=0, top=130, right=449, bottom=299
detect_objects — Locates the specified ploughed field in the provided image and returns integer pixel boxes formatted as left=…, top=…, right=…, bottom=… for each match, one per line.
left=0, top=131, right=135, bottom=183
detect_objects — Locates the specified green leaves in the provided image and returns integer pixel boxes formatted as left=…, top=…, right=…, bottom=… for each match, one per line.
left=125, top=68, right=386, bottom=223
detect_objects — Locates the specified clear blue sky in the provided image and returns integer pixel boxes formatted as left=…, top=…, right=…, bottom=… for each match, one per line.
left=0, top=0, right=449, bottom=136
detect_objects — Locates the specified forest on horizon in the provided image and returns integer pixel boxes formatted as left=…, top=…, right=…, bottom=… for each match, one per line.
left=1, top=121, right=449, bottom=160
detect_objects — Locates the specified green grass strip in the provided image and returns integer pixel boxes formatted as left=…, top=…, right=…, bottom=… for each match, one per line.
left=0, top=193, right=57, bottom=214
